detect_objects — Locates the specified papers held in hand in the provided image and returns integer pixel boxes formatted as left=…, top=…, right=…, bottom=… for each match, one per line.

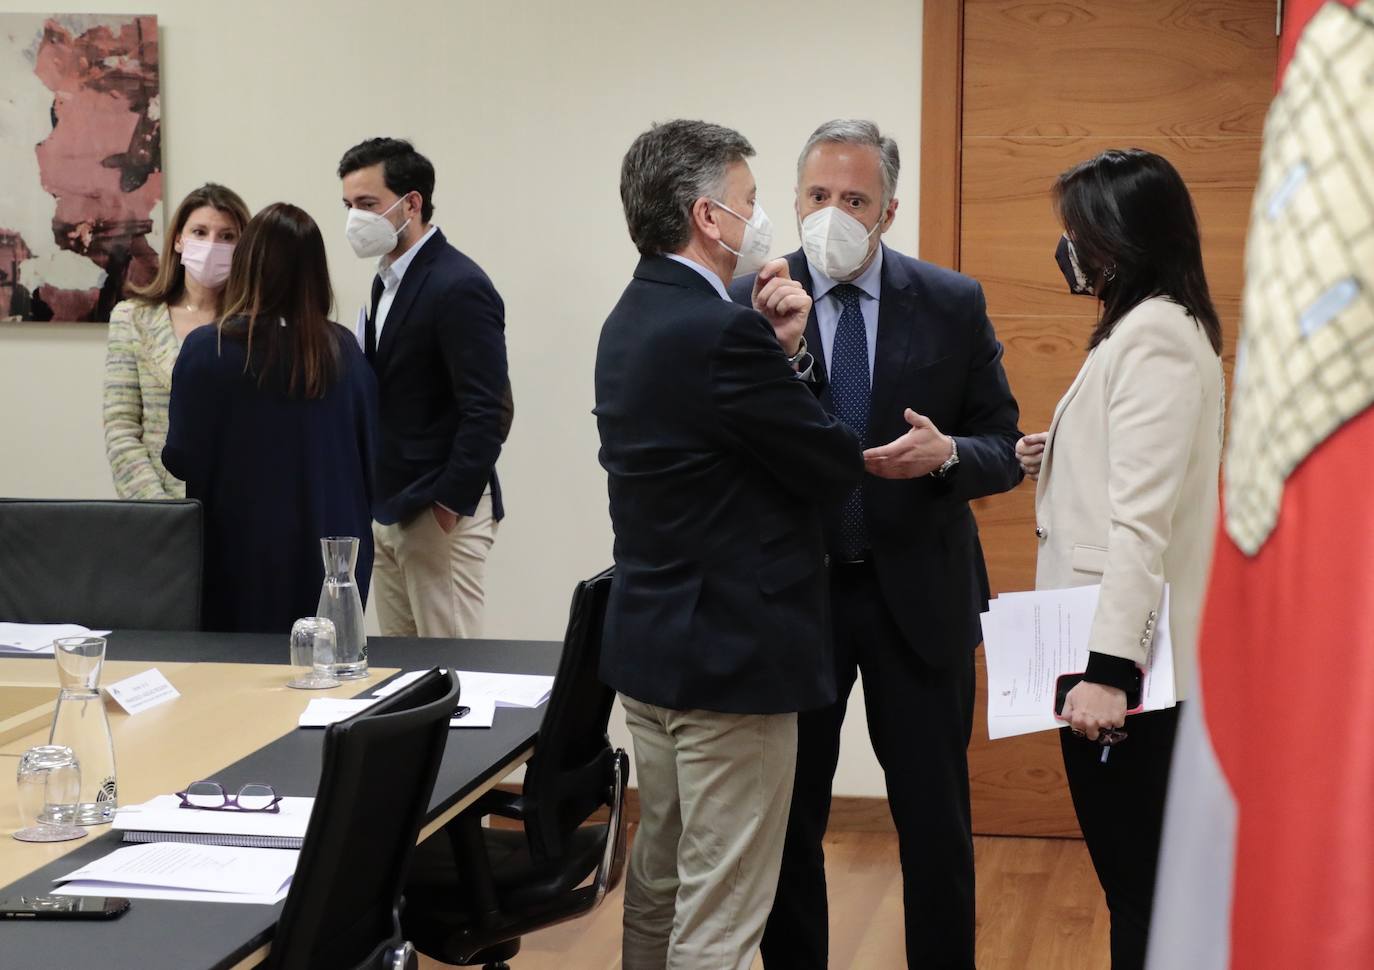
left=980, top=583, right=1176, bottom=740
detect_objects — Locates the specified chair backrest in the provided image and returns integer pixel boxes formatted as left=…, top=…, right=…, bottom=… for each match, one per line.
left=521, top=567, right=616, bottom=861
left=0, top=498, right=203, bottom=630
left=267, top=668, right=459, bottom=970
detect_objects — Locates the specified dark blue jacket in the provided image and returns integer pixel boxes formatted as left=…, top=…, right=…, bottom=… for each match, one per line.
left=365, top=229, right=510, bottom=526
left=595, top=256, right=863, bottom=714
left=164, top=323, right=377, bottom=633
left=731, top=246, right=1023, bottom=667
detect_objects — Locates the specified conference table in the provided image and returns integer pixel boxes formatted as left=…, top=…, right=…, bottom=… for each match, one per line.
left=0, top=630, right=561, bottom=969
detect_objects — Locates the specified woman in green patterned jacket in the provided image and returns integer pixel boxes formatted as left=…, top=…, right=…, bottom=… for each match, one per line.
left=103, top=183, right=251, bottom=498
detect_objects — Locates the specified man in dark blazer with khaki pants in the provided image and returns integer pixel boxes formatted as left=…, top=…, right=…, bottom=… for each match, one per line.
left=339, top=138, right=512, bottom=639
left=732, top=120, right=1023, bottom=969
left=596, top=119, right=862, bottom=970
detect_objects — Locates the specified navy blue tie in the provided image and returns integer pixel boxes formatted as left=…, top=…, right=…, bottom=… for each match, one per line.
left=829, top=283, right=870, bottom=559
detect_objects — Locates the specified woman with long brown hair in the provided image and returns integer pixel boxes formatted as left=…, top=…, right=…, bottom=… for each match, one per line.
left=163, top=203, right=377, bottom=633
left=103, top=183, right=251, bottom=498
left=1016, top=149, right=1225, bottom=969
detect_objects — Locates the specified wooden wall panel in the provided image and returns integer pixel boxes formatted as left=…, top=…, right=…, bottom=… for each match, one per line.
left=920, top=2, right=965, bottom=268
left=961, top=135, right=1260, bottom=335
left=971, top=651, right=1081, bottom=837
left=947, top=0, right=1276, bottom=837
left=962, top=0, right=1275, bottom=138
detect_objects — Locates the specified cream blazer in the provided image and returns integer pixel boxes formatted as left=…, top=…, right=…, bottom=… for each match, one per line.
left=1034, top=297, right=1224, bottom=699
left=103, top=299, right=185, bottom=499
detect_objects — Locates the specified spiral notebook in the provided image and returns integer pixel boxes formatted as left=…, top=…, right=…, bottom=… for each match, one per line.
left=121, top=829, right=303, bottom=849
left=113, top=794, right=313, bottom=850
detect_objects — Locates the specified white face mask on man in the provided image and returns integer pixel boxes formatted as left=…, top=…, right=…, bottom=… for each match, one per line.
left=711, top=200, right=774, bottom=278
left=345, top=195, right=411, bottom=259
left=800, top=205, right=884, bottom=281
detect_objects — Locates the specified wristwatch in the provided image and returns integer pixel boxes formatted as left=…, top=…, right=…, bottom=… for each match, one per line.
left=786, top=335, right=809, bottom=367
left=932, top=436, right=960, bottom=478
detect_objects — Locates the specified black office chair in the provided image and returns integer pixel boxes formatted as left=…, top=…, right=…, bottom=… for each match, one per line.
left=401, top=567, right=629, bottom=968
left=267, top=668, right=461, bottom=970
left=0, top=497, right=203, bottom=630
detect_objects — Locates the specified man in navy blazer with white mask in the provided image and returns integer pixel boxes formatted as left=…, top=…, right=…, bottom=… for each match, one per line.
left=597, top=119, right=862, bottom=970
left=339, top=137, right=512, bottom=641
left=731, top=119, right=1023, bottom=969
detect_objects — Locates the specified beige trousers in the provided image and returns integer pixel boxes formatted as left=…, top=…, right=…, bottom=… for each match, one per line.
left=620, top=694, right=797, bottom=970
left=370, top=492, right=497, bottom=638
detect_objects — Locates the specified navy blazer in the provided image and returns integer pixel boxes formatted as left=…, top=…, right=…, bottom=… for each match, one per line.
left=594, top=256, right=863, bottom=714
left=730, top=246, right=1023, bottom=667
left=164, top=323, right=377, bottom=634
left=365, top=229, right=511, bottom=526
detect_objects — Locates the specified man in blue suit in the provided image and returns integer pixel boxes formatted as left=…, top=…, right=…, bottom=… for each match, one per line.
left=731, top=120, right=1023, bottom=969
left=339, top=138, right=512, bottom=639
left=596, top=119, right=862, bottom=970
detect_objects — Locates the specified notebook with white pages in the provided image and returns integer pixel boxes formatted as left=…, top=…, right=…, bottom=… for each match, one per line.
left=113, top=794, right=313, bottom=849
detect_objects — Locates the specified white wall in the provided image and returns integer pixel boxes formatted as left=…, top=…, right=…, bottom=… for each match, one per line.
left=0, top=0, right=923, bottom=797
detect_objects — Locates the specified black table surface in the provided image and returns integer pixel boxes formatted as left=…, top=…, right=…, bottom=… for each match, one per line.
left=0, top=630, right=561, bottom=970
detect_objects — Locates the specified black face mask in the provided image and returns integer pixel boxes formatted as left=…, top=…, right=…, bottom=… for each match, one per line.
left=1056, top=235, right=1095, bottom=296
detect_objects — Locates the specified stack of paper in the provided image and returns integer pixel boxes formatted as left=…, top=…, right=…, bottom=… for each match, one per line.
left=372, top=669, right=555, bottom=708
left=980, top=584, right=1176, bottom=739
left=0, top=623, right=111, bottom=656
left=298, top=695, right=495, bottom=729
left=53, top=842, right=297, bottom=905
left=112, top=794, right=314, bottom=848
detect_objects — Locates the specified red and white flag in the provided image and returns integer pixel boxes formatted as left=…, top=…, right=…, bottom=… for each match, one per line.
left=1148, top=2, right=1374, bottom=968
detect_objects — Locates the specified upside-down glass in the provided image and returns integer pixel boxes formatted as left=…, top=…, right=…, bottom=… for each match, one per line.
left=13, top=745, right=86, bottom=843
left=287, top=617, right=341, bottom=689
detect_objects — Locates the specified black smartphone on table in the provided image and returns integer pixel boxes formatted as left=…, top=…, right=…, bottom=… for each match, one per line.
left=0, top=895, right=130, bottom=919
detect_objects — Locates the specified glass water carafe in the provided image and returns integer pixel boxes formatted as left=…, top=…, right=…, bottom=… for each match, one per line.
left=48, top=636, right=117, bottom=824
left=317, top=536, right=368, bottom=679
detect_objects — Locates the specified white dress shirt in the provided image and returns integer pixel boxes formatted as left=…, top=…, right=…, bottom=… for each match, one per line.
left=374, top=224, right=439, bottom=342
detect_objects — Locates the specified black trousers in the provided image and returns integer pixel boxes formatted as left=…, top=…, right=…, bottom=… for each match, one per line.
left=761, top=560, right=976, bottom=969
left=1060, top=703, right=1181, bottom=970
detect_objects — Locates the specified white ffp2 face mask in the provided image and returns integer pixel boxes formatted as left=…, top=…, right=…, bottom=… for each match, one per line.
left=345, top=196, right=411, bottom=259
left=712, top=200, right=773, bottom=278
left=800, top=205, right=883, bottom=281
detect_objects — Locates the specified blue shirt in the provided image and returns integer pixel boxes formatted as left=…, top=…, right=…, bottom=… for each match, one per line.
left=809, top=245, right=883, bottom=382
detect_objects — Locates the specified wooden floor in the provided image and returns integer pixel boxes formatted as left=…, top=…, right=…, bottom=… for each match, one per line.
left=418, top=831, right=1111, bottom=969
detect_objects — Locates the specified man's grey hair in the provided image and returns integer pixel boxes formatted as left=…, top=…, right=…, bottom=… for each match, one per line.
left=620, top=120, right=755, bottom=257
left=797, top=119, right=900, bottom=205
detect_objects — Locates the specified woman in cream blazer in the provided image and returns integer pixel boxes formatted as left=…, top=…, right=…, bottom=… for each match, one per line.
left=1016, top=150, right=1224, bottom=970
left=103, top=183, right=250, bottom=499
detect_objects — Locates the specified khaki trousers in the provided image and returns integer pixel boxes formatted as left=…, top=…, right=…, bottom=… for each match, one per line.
left=370, top=492, right=497, bottom=638
left=620, top=694, right=797, bottom=970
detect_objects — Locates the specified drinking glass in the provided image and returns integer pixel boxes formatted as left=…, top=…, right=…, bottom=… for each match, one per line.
left=13, top=745, right=86, bottom=843
left=287, top=617, right=341, bottom=689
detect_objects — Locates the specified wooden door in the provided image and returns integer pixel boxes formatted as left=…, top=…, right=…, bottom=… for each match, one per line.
left=922, top=0, right=1277, bottom=836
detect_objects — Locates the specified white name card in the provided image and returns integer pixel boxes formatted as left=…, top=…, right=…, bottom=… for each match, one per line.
left=106, top=668, right=181, bottom=715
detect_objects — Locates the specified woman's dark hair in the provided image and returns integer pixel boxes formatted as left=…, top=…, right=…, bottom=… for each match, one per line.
left=216, top=203, right=339, bottom=399
left=1053, top=149, right=1222, bottom=354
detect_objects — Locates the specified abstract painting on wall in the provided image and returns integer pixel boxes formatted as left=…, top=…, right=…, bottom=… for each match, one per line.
left=0, top=14, right=161, bottom=323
